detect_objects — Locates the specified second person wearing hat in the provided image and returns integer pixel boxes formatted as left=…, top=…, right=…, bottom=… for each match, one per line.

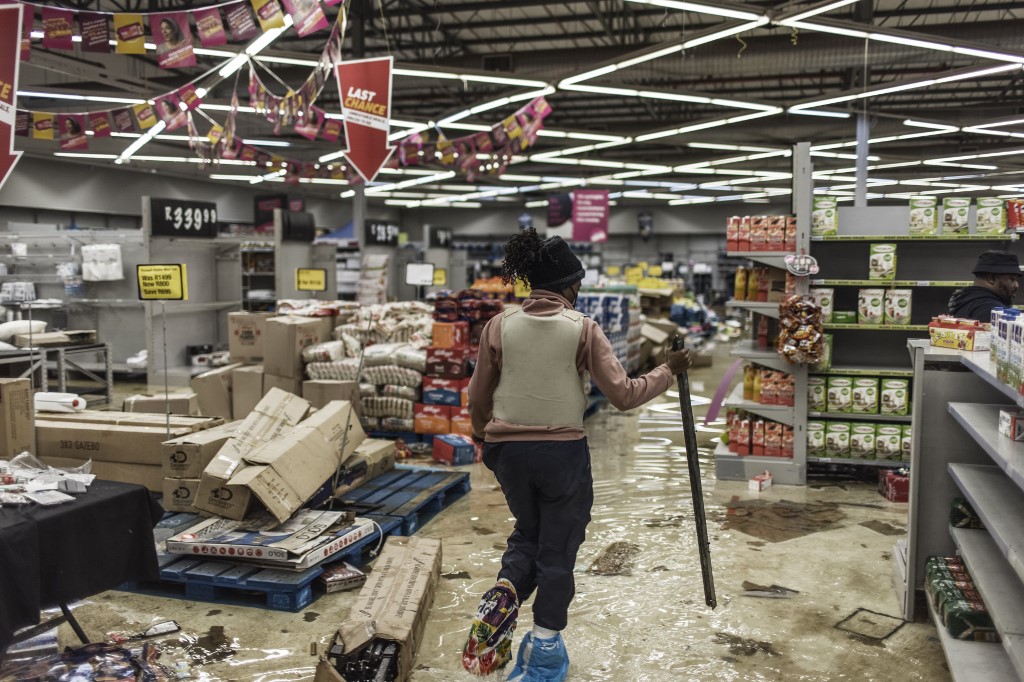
left=948, top=250, right=1022, bottom=321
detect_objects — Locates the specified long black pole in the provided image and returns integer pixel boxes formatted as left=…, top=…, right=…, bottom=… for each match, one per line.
left=673, top=335, right=717, bottom=608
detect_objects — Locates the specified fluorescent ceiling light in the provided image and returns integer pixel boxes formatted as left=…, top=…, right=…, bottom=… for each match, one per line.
left=780, top=20, right=868, bottom=39
left=210, top=174, right=261, bottom=181
left=116, top=120, right=167, bottom=163
left=788, top=108, right=850, bottom=119
left=867, top=33, right=953, bottom=52
left=782, top=0, right=859, bottom=24
left=54, top=153, right=119, bottom=160
left=200, top=104, right=258, bottom=113
left=623, top=0, right=761, bottom=22
left=689, top=142, right=779, bottom=152
left=635, top=109, right=780, bottom=142
left=240, top=139, right=291, bottom=148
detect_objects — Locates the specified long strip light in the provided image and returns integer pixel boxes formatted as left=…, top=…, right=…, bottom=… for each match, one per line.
left=365, top=171, right=457, bottom=195
left=635, top=109, right=781, bottom=142
left=116, top=120, right=166, bottom=163
left=782, top=0, right=860, bottom=23
left=622, top=0, right=760, bottom=22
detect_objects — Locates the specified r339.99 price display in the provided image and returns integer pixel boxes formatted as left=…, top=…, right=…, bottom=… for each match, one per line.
left=150, top=198, right=219, bottom=238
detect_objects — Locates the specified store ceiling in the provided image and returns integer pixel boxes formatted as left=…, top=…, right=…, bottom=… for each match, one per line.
left=13, top=0, right=1024, bottom=210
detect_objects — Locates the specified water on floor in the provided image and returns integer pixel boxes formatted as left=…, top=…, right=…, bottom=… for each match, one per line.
left=9, top=344, right=949, bottom=681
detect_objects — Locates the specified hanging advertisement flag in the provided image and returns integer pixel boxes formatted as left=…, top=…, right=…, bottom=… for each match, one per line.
left=572, top=189, right=610, bottom=243
left=15, top=111, right=30, bottom=137
left=336, top=56, right=395, bottom=183
left=547, top=193, right=573, bottom=228
left=294, top=106, right=324, bottom=141
left=133, top=102, right=157, bottom=129
left=283, top=0, right=328, bottom=37
left=151, top=13, right=197, bottom=69
left=20, top=10, right=32, bottom=62
left=0, top=5, right=23, bottom=192
left=323, top=0, right=344, bottom=5
left=155, top=94, right=188, bottom=131
left=32, top=112, right=54, bottom=140
left=114, top=14, right=147, bottom=54
left=58, top=114, right=88, bottom=151
left=225, top=3, right=260, bottom=41
left=41, top=7, right=75, bottom=51
left=320, top=117, right=342, bottom=142
left=193, top=7, right=228, bottom=47
left=89, top=112, right=112, bottom=137
left=251, top=0, right=286, bottom=32
left=79, top=13, right=111, bottom=53
left=112, top=108, right=135, bottom=132
left=177, top=83, right=202, bottom=111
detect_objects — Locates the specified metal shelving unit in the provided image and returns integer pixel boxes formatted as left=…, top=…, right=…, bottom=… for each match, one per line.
left=725, top=251, right=794, bottom=269
left=808, top=411, right=911, bottom=423
left=723, top=383, right=795, bottom=427
left=729, top=301, right=780, bottom=319
left=807, top=456, right=905, bottom=468
left=809, top=279, right=972, bottom=287
left=730, top=341, right=792, bottom=374
left=813, top=234, right=1020, bottom=242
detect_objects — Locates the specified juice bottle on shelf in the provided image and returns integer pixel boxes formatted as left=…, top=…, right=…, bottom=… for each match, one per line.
left=751, top=367, right=762, bottom=403
left=734, top=267, right=747, bottom=301
left=742, top=366, right=755, bottom=401
left=990, top=307, right=1005, bottom=364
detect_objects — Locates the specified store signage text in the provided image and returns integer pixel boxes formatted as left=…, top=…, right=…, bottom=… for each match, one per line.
left=150, top=197, right=218, bottom=238
left=296, top=268, right=327, bottom=292
left=137, top=264, right=188, bottom=300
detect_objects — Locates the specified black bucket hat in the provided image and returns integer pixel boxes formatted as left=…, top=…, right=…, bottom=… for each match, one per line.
left=529, top=236, right=585, bottom=291
left=972, top=250, right=1022, bottom=276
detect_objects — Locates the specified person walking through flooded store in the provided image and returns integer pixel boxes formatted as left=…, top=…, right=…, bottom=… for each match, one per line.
left=461, top=228, right=692, bottom=681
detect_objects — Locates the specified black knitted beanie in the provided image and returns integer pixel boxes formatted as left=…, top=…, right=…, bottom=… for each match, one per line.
left=529, top=237, right=585, bottom=291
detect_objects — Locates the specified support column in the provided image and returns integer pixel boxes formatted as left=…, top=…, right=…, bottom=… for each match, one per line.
left=855, top=113, right=869, bottom=208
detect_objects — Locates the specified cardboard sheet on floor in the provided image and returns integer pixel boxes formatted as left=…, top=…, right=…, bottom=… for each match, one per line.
left=721, top=499, right=845, bottom=543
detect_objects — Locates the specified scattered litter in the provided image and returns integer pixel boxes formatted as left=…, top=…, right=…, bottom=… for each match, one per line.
left=442, top=571, right=472, bottom=580
left=642, top=514, right=686, bottom=528
left=741, top=581, right=800, bottom=599
left=722, top=499, right=845, bottom=542
left=588, top=542, right=641, bottom=576
left=472, top=526, right=497, bottom=535
left=834, top=608, right=905, bottom=642
left=859, top=520, right=906, bottom=536
left=0, top=642, right=178, bottom=680
left=108, top=620, right=181, bottom=644
left=713, top=632, right=781, bottom=657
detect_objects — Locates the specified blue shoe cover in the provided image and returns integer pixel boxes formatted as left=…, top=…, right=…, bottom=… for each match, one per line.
left=506, top=632, right=569, bottom=682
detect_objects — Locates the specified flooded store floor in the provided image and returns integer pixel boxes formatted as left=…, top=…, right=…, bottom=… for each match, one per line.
left=11, top=345, right=949, bottom=681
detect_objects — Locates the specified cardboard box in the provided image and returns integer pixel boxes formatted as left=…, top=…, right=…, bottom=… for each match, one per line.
left=880, top=379, right=910, bottom=415
left=422, top=377, right=468, bottom=407
left=332, top=438, right=396, bottom=499
left=14, top=329, right=96, bottom=348
left=36, top=410, right=221, bottom=432
left=232, top=365, right=265, bottom=417
left=194, top=388, right=311, bottom=520
left=415, top=403, right=451, bottom=435
left=807, top=421, right=825, bottom=456
left=850, top=424, right=877, bottom=459
left=123, top=392, right=199, bottom=416
left=228, top=312, right=273, bottom=362
left=0, top=378, right=34, bottom=458
left=825, top=422, right=850, bottom=457
left=851, top=378, right=879, bottom=414
left=162, top=420, right=239, bottom=479
left=304, top=380, right=361, bottom=413
left=450, top=407, right=472, bottom=437
left=425, top=347, right=470, bottom=378
left=227, top=400, right=366, bottom=522
left=432, top=434, right=476, bottom=466
left=826, top=377, right=852, bottom=413
left=36, top=420, right=192, bottom=465
left=316, top=536, right=442, bottom=682
left=999, top=410, right=1024, bottom=441
left=39, top=456, right=162, bottom=491
left=748, top=471, right=773, bottom=492
left=883, top=470, right=909, bottom=503
left=191, top=362, right=244, bottom=420
left=431, top=321, right=469, bottom=349
left=318, top=563, right=367, bottom=594
left=264, top=316, right=330, bottom=379
left=264, top=372, right=303, bottom=397
left=162, top=477, right=200, bottom=512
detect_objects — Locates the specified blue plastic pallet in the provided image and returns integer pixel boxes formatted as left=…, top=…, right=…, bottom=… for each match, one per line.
left=337, top=464, right=470, bottom=535
left=121, top=516, right=402, bottom=611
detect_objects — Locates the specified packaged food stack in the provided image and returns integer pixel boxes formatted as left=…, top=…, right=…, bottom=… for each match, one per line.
left=807, top=420, right=911, bottom=461
left=418, top=317, right=473, bottom=438
left=925, top=556, right=999, bottom=642
left=928, top=315, right=993, bottom=353
left=1007, top=199, right=1024, bottom=231
left=576, top=292, right=635, bottom=372
left=726, top=215, right=797, bottom=252
left=741, top=367, right=795, bottom=407
left=357, top=343, right=427, bottom=434
left=777, top=295, right=824, bottom=365
left=725, top=410, right=794, bottom=458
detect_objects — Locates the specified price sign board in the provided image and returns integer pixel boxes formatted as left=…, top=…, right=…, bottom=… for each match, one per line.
left=433, top=268, right=447, bottom=286
left=365, top=221, right=400, bottom=246
left=137, top=264, right=188, bottom=300
left=514, top=279, right=531, bottom=299
left=428, top=227, right=453, bottom=249
left=296, top=268, right=327, bottom=292
left=150, top=198, right=218, bottom=238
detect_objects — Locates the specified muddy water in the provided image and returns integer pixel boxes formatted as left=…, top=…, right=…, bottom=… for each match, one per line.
left=17, top=346, right=948, bottom=681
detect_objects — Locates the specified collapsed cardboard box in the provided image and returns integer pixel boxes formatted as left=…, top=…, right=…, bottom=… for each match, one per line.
left=316, top=536, right=442, bottom=682
left=191, top=362, right=244, bottom=420
left=37, top=410, right=223, bottom=433
left=123, top=392, right=199, bottom=416
left=162, top=420, right=239, bottom=479
left=0, top=378, right=34, bottom=458
left=332, top=438, right=396, bottom=499
left=304, top=380, right=361, bottom=414
left=37, top=420, right=193, bottom=466
left=232, top=365, right=265, bottom=417
left=40, top=455, right=162, bottom=492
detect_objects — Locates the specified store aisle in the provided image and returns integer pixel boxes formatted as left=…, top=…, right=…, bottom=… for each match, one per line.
left=30, top=344, right=948, bottom=681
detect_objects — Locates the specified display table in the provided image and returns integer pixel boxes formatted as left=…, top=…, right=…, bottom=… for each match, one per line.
left=0, top=342, right=113, bottom=405
left=0, top=480, right=163, bottom=653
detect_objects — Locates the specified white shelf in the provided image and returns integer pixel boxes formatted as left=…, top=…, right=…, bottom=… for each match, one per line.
left=713, top=441, right=795, bottom=464
left=926, top=586, right=1016, bottom=682
left=948, top=463, right=1024, bottom=580
left=730, top=341, right=791, bottom=374
left=808, top=411, right=911, bottom=423
left=725, top=251, right=793, bottom=268
left=729, top=300, right=779, bottom=319
left=722, top=384, right=794, bottom=426
left=152, top=300, right=242, bottom=315
left=950, top=527, right=1024, bottom=645
left=807, top=456, right=906, bottom=467
left=961, top=355, right=1024, bottom=409
left=811, top=365, right=913, bottom=377
left=948, top=403, right=1024, bottom=493
left=810, top=279, right=971, bottom=287
left=813, top=233, right=1019, bottom=242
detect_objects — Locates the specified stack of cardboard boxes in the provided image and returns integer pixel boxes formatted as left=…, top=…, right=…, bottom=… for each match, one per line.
left=161, top=421, right=238, bottom=512
left=415, top=321, right=472, bottom=438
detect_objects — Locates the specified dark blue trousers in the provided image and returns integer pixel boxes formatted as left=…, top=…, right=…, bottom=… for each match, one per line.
left=483, top=438, right=593, bottom=631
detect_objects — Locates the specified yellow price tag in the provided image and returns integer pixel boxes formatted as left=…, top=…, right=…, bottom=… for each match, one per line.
left=637, top=261, right=650, bottom=271
left=433, top=268, right=447, bottom=286
left=514, top=279, right=531, bottom=298
left=639, top=277, right=665, bottom=289
left=624, top=266, right=644, bottom=283
left=606, top=266, right=622, bottom=276
left=649, top=265, right=663, bottom=277
left=398, top=232, right=409, bottom=246
left=137, top=264, right=188, bottom=300
left=296, top=268, right=327, bottom=292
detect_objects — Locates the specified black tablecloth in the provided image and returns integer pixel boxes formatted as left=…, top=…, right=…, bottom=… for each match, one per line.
left=0, top=480, right=163, bottom=653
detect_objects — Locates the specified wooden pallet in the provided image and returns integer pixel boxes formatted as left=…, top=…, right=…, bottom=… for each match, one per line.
left=123, top=515, right=401, bottom=611
left=336, top=465, right=471, bottom=535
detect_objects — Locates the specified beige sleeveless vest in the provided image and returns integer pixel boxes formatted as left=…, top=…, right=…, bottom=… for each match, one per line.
left=492, top=307, right=587, bottom=427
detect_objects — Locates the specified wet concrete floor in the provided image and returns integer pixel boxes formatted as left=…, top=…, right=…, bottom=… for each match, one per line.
left=13, top=344, right=949, bottom=681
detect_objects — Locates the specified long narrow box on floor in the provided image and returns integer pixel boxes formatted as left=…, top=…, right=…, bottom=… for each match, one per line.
left=316, top=536, right=442, bottom=682
left=166, top=510, right=375, bottom=572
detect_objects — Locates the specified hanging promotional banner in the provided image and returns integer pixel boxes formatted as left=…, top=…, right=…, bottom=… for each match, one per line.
left=58, top=114, right=88, bottom=151
left=336, top=57, right=395, bottom=183
left=0, top=4, right=23, bottom=192
left=547, top=193, right=573, bottom=228
left=41, top=7, right=75, bottom=51
left=114, top=14, right=147, bottom=54
left=283, top=0, right=328, bottom=37
left=572, top=189, right=610, bottom=243
left=80, top=13, right=112, bottom=53
left=193, top=7, right=229, bottom=47
left=151, top=13, right=197, bottom=69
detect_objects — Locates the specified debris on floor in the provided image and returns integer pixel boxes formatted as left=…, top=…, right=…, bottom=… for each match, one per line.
left=713, top=632, right=781, bottom=657
left=741, top=581, right=800, bottom=599
left=107, top=620, right=181, bottom=644
left=0, top=641, right=181, bottom=681
left=588, top=541, right=642, bottom=575
left=859, top=519, right=907, bottom=536
left=722, top=499, right=845, bottom=542
left=834, top=608, right=906, bottom=642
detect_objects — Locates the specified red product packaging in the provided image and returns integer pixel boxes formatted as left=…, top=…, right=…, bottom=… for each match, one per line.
left=883, top=470, right=909, bottom=502
left=778, top=374, right=795, bottom=407
left=414, top=403, right=452, bottom=435
left=432, top=321, right=470, bottom=349
left=432, top=433, right=477, bottom=465
left=450, top=407, right=473, bottom=437
left=765, top=422, right=782, bottom=457
left=759, top=369, right=776, bottom=405
left=727, top=410, right=739, bottom=453
left=785, top=216, right=797, bottom=252
left=767, top=216, right=786, bottom=251
left=426, top=347, right=470, bottom=378
left=726, top=216, right=741, bottom=252
left=781, top=425, right=794, bottom=458
left=751, top=419, right=766, bottom=456
left=737, top=217, right=752, bottom=251
left=750, top=216, right=769, bottom=252
left=735, top=415, right=751, bottom=456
